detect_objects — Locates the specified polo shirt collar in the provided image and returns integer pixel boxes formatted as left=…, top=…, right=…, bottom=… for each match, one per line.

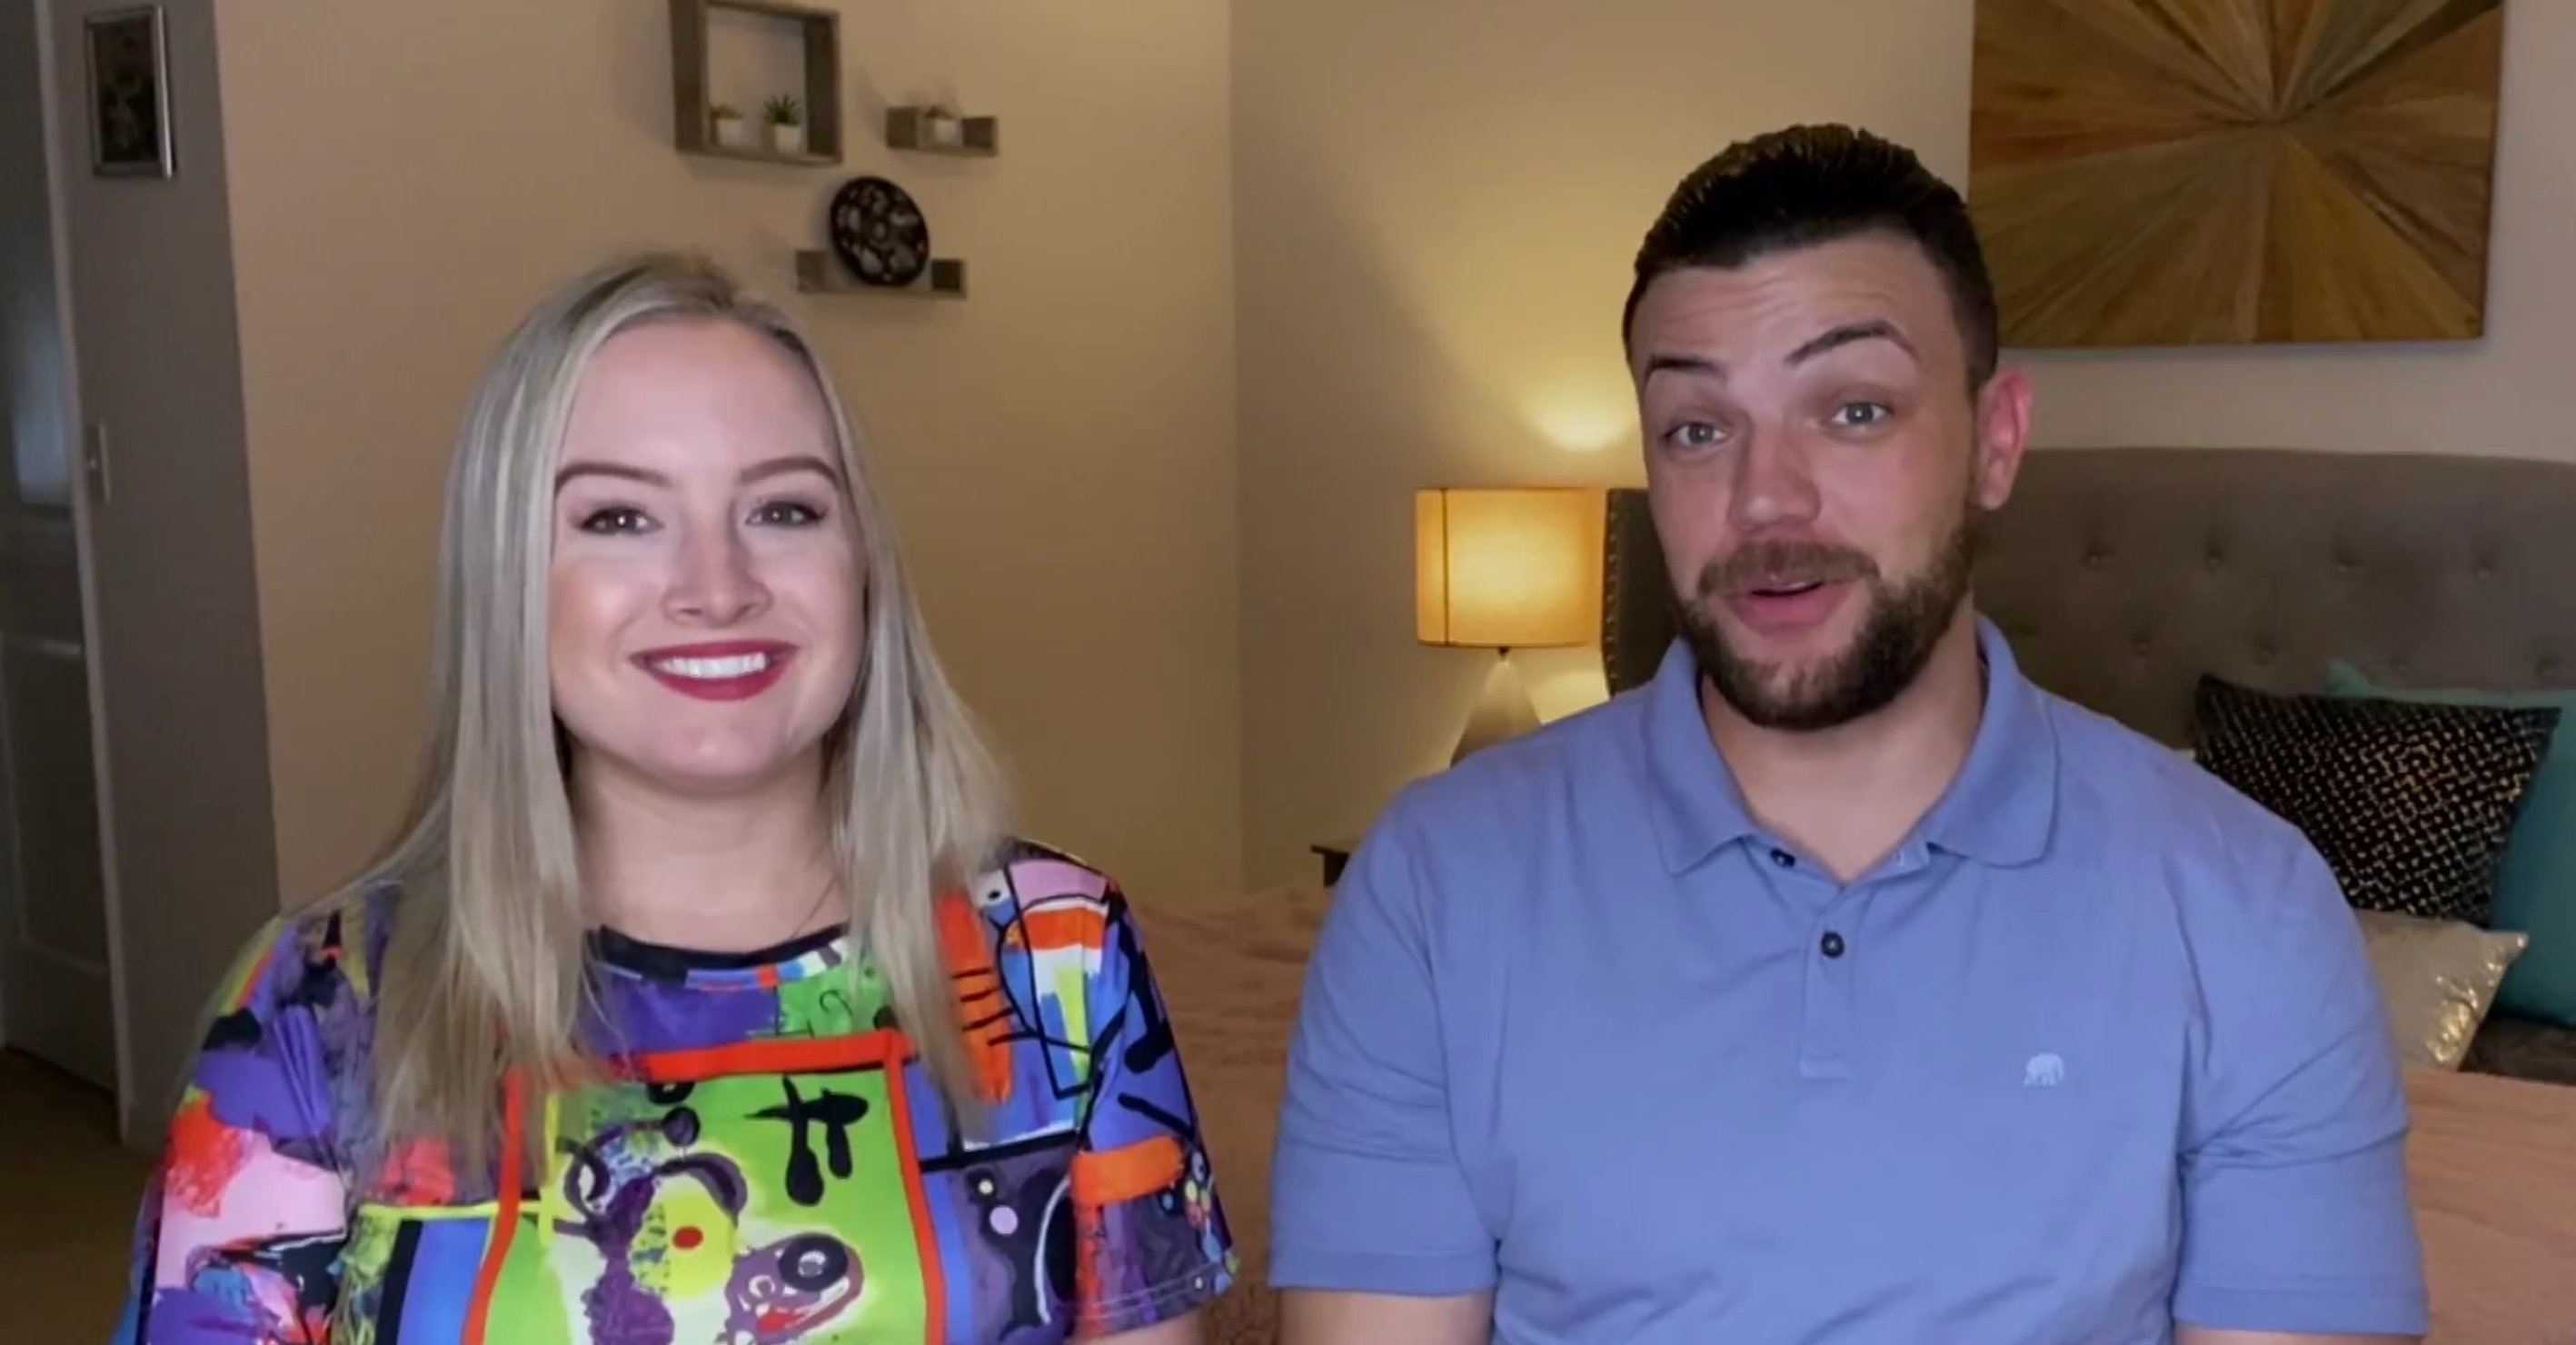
left=1642, top=637, right=1762, bottom=872
left=1640, top=613, right=2060, bottom=874
left=1915, top=617, right=2059, bottom=866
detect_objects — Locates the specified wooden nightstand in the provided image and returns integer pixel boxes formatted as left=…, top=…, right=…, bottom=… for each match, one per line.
left=1311, top=838, right=1359, bottom=885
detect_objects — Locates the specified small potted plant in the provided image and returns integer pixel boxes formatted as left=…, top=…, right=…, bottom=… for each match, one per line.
left=921, top=104, right=963, bottom=149
left=710, top=103, right=752, bottom=149
left=763, top=94, right=806, bottom=154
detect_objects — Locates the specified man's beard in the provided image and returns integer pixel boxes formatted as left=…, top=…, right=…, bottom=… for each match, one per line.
left=1677, top=504, right=1982, bottom=732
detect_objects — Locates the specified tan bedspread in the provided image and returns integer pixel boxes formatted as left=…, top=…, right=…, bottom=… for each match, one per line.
left=1137, top=884, right=1330, bottom=1343
left=1139, top=885, right=2576, bottom=1344
left=2403, top=1067, right=2576, bottom=1342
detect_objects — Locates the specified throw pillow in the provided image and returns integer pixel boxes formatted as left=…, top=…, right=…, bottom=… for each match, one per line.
left=2192, top=674, right=2559, bottom=924
left=2324, top=660, right=2576, bottom=1028
left=2352, top=909, right=2527, bottom=1071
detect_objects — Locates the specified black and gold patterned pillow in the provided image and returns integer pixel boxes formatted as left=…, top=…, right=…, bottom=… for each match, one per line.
left=2193, top=675, right=2561, bottom=924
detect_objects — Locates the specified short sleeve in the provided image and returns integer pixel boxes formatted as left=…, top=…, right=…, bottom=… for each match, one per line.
left=1266, top=812, right=1498, bottom=1297
left=1069, top=885, right=1238, bottom=1335
left=113, top=915, right=353, bottom=1343
left=2173, top=838, right=2429, bottom=1336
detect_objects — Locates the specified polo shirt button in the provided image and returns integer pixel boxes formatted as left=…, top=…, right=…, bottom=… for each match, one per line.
left=1770, top=848, right=1795, bottom=868
left=1820, top=931, right=1846, bottom=958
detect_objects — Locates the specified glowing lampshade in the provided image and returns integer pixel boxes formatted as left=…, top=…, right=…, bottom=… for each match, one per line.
left=1415, top=487, right=1601, bottom=650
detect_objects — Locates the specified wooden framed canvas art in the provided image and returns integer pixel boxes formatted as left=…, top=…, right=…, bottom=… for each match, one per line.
left=1968, top=0, right=2505, bottom=347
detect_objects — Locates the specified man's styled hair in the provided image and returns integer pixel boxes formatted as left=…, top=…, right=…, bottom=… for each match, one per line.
left=1623, top=124, right=2001, bottom=392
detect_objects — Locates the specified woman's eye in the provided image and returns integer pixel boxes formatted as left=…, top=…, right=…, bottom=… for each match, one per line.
left=752, top=500, right=827, bottom=527
left=1831, top=401, right=1893, bottom=428
left=578, top=506, right=651, bottom=534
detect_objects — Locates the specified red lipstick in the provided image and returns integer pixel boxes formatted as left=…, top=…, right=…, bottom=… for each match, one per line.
left=631, top=641, right=797, bottom=702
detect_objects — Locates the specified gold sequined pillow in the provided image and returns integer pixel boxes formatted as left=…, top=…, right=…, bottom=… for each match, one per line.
left=2354, top=909, right=2529, bottom=1071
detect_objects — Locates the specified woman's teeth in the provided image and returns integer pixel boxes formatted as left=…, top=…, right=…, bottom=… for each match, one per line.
left=652, top=653, right=771, bottom=680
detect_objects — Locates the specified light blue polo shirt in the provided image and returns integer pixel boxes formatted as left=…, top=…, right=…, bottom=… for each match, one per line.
left=1268, top=617, right=2427, bottom=1342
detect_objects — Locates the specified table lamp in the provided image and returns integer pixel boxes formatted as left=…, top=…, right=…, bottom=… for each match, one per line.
left=1415, top=486, right=1601, bottom=764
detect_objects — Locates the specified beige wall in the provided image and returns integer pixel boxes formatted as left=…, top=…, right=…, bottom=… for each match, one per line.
left=1233, top=0, right=2576, bottom=885
left=47, top=0, right=282, bottom=1141
left=214, top=0, right=1242, bottom=904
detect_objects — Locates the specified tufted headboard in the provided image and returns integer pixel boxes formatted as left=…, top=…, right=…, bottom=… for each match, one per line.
left=1600, top=448, right=2576, bottom=742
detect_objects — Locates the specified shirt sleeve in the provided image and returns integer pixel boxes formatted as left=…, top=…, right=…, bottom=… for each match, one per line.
left=1266, top=809, right=1498, bottom=1297
left=2173, top=836, right=2430, bottom=1336
left=1069, top=883, right=1238, bottom=1335
left=113, top=916, right=352, bottom=1344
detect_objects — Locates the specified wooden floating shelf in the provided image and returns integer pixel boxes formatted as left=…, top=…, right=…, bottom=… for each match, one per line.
left=886, top=107, right=999, bottom=156
left=669, top=0, right=845, bottom=165
left=686, top=143, right=836, bottom=168
left=795, top=250, right=967, bottom=298
left=704, top=0, right=832, bottom=18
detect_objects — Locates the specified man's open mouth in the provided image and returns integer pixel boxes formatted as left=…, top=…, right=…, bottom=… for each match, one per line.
left=1746, top=579, right=1828, bottom=598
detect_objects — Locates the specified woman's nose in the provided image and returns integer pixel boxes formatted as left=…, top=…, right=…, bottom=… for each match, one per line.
left=663, top=528, right=769, bottom=624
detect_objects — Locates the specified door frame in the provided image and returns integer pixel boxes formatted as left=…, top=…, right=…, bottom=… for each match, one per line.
left=5, top=0, right=136, bottom=1134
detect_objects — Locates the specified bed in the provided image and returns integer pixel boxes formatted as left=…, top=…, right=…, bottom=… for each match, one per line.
left=1148, top=446, right=2576, bottom=1343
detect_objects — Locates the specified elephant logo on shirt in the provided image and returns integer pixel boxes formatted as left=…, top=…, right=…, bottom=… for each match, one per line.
left=2023, top=1052, right=2065, bottom=1088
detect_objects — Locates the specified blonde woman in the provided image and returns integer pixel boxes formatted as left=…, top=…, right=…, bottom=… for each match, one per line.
left=111, top=254, right=1234, bottom=1344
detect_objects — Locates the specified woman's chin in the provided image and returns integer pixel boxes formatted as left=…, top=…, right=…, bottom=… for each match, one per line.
left=577, top=739, right=829, bottom=802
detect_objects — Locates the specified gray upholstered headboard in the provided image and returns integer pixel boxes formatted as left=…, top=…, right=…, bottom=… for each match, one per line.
left=1602, top=448, right=2576, bottom=743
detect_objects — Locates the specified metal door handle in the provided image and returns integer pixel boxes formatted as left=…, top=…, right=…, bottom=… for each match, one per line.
left=83, top=421, right=110, bottom=508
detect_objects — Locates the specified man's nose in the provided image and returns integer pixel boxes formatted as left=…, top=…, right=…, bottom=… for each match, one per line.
left=1726, top=426, right=1823, bottom=533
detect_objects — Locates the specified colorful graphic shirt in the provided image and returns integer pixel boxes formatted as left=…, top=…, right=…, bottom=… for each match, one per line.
left=113, top=842, right=1237, bottom=1343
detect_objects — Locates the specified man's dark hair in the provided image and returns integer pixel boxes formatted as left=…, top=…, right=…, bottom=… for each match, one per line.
left=1622, top=124, right=2000, bottom=392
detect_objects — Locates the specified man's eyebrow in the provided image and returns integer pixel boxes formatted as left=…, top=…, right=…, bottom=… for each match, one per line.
left=1639, top=322, right=1918, bottom=382
left=1785, top=319, right=1917, bottom=367
left=1641, top=353, right=1724, bottom=382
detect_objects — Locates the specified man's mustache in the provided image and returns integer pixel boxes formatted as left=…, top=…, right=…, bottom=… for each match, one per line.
left=1695, top=542, right=1879, bottom=597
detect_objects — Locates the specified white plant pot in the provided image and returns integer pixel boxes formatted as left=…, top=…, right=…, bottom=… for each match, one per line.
left=767, top=124, right=806, bottom=154
left=713, top=119, right=753, bottom=149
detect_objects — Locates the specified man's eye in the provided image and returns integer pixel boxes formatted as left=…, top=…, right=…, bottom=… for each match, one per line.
left=579, top=506, right=651, bottom=534
left=1832, top=401, right=1893, bottom=427
left=1666, top=422, right=1726, bottom=449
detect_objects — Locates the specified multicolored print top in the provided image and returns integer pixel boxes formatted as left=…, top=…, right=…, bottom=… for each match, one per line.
left=113, top=842, right=1238, bottom=1343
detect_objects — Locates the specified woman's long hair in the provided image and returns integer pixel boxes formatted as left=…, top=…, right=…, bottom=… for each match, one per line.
left=355, top=252, right=1008, bottom=1174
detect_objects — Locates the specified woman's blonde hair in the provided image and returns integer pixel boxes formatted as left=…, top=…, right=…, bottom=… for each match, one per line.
left=355, top=251, right=1008, bottom=1172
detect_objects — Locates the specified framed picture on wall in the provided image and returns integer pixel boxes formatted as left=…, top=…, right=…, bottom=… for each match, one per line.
left=85, top=5, right=174, bottom=178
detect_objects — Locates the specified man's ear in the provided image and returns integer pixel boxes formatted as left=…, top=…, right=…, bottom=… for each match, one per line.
left=1971, top=367, right=2034, bottom=512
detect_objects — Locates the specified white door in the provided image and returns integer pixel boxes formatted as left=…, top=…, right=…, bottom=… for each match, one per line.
left=0, top=518, right=115, bottom=1091
left=0, top=0, right=117, bottom=1091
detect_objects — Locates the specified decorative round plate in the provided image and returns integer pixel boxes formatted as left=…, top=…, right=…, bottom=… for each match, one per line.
left=828, top=176, right=930, bottom=288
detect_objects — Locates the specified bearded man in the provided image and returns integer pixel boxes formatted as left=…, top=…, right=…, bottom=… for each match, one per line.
left=1265, top=125, right=2427, bottom=1345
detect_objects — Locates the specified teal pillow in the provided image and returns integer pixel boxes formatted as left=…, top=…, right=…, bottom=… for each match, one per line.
left=2322, top=659, right=2576, bottom=1027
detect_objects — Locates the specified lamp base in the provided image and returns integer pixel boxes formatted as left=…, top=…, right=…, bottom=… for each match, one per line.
left=1451, top=653, right=1542, bottom=765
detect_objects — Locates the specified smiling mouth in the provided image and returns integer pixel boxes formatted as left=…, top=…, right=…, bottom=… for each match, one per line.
left=632, top=643, right=797, bottom=701
left=649, top=652, right=777, bottom=680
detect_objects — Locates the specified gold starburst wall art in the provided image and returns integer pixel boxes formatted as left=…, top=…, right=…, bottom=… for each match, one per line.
left=1968, top=0, right=2506, bottom=347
